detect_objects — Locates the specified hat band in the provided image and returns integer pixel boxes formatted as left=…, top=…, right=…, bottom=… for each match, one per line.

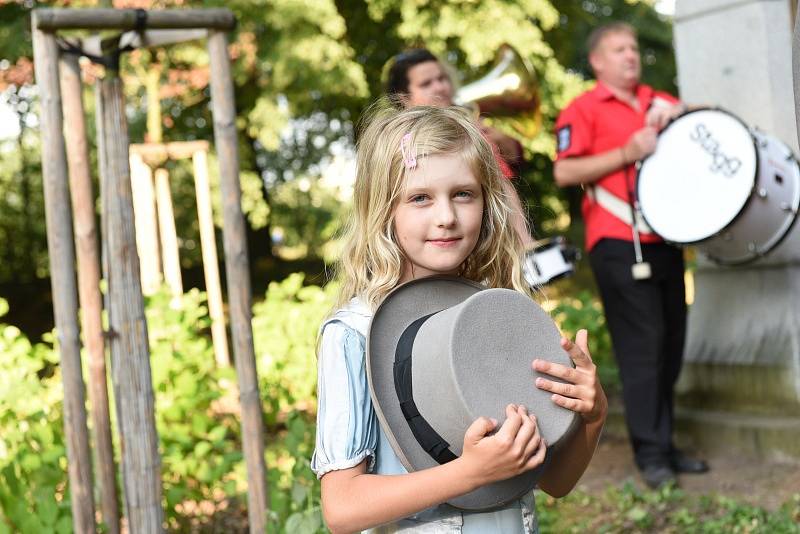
left=393, top=313, right=459, bottom=465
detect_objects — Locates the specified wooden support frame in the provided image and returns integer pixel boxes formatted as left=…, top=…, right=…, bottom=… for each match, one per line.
left=31, top=8, right=267, bottom=533
left=59, top=53, right=121, bottom=534
left=129, top=151, right=163, bottom=295
left=193, top=148, right=231, bottom=367
left=208, top=29, right=270, bottom=528
left=31, top=22, right=96, bottom=534
left=154, top=167, right=183, bottom=299
left=130, top=141, right=230, bottom=366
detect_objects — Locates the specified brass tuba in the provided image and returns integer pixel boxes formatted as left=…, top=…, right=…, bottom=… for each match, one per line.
left=454, top=45, right=541, bottom=138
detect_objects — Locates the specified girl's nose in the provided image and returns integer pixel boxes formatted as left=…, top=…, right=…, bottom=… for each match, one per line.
left=434, top=201, right=457, bottom=227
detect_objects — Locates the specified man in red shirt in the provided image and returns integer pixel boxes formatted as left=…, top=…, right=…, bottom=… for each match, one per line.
left=386, top=48, right=534, bottom=247
left=554, top=22, right=708, bottom=488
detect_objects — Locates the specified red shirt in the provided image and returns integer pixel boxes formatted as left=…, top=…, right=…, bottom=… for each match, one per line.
left=484, top=133, right=518, bottom=179
left=555, top=82, right=678, bottom=251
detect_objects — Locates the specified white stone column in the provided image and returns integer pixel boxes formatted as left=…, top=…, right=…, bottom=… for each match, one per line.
left=673, top=0, right=800, bottom=460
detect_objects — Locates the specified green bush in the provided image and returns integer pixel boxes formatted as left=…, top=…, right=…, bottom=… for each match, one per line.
left=252, top=273, right=337, bottom=428
left=252, top=274, right=337, bottom=533
left=0, top=299, right=72, bottom=534
left=145, top=289, right=245, bottom=529
left=4, top=278, right=798, bottom=533
left=550, top=289, right=619, bottom=393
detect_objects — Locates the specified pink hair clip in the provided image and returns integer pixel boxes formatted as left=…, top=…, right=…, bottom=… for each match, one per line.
left=400, top=133, right=417, bottom=170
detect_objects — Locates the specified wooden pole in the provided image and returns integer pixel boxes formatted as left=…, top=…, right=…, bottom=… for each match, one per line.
left=31, top=23, right=96, bottom=534
left=192, top=149, right=230, bottom=366
left=97, top=73, right=164, bottom=533
left=129, top=152, right=162, bottom=295
left=34, top=8, right=236, bottom=31
left=154, top=168, right=183, bottom=299
left=59, top=53, right=121, bottom=534
left=133, top=140, right=210, bottom=160
left=208, top=30, right=269, bottom=532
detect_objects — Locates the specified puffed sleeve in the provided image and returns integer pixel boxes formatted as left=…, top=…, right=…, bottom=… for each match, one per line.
left=311, top=321, right=379, bottom=478
left=555, top=100, right=593, bottom=160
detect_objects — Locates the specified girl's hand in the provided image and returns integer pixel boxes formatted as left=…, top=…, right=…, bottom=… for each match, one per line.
left=459, top=404, right=547, bottom=487
left=532, top=329, right=608, bottom=424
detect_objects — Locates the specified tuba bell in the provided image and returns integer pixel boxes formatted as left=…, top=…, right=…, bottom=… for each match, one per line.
left=454, top=45, right=541, bottom=138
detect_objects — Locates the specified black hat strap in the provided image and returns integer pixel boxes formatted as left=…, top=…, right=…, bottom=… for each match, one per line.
left=393, top=313, right=458, bottom=465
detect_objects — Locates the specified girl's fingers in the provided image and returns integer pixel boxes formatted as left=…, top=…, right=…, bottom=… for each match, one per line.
left=512, top=406, right=535, bottom=452
left=522, top=415, right=542, bottom=459
left=560, top=335, right=593, bottom=368
left=550, top=393, right=586, bottom=412
left=575, top=329, right=590, bottom=357
left=536, top=376, right=583, bottom=399
left=525, top=436, right=547, bottom=469
left=495, top=404, right=523, bottom=443
left=533, top=360, right=585, bottom=385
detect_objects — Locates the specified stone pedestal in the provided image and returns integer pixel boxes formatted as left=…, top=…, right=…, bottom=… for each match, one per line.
left=673, top=0, right=800, bottom=460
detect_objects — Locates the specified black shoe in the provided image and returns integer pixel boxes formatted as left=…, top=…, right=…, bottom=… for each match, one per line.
left=669, top=450, right=709, bottom=474
left=640, top=464, right=677, bottom=489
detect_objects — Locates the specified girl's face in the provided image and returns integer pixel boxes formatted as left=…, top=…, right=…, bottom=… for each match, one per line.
left=394, top=153, right=484, bottom=283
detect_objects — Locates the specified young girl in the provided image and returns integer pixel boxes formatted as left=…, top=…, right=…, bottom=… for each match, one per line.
left=312, top=105, right=607, bottom=533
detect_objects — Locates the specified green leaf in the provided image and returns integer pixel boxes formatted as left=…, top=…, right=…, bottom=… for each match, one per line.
left=627, top=506, right=649, bottom=522
left=35, top=491, right=58, bottom=526
left=194, top=441, right=212, bottom=458
left=291, top=482, right=308, bottom=507
left=208, top=425, right=227, bottom=443
left=165, top=486, right=187, bottom=510
left=55, top=514, right=73, bottom=534
left=20, top=453, right=41, bottom=471
left=191, top=413, right=209, bottom=436
left=19, top=513, right=44, bottom=533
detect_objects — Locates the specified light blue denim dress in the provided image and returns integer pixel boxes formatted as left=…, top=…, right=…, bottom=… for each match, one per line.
left=311, top=299, right=539, bottom=533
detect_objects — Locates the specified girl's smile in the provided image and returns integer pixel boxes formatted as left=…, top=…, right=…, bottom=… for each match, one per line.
left=428, top=237, right=462, bottom=247
left=394, top=153, right=483, bottom=282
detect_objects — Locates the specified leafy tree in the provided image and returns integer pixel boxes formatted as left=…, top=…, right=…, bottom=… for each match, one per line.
left=0, top=0, right=675, bottom=331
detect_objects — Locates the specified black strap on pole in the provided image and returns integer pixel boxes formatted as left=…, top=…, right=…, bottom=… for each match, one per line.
left=56, top=9, right=149, bottom=72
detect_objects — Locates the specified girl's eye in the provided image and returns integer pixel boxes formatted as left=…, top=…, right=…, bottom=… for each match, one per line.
left=411, top=194, right=429, bottom=204
left=455, top=190, right=474, bottom=199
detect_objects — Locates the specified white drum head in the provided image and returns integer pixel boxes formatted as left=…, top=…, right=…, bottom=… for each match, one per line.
left=638, top=109, right=757, bottom=244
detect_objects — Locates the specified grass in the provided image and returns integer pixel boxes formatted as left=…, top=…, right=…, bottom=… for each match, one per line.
left=536, top=483, right=800, bottom=533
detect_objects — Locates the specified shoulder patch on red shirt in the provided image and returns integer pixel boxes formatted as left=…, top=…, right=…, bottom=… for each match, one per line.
left=556, top=125, right=572, bottom=153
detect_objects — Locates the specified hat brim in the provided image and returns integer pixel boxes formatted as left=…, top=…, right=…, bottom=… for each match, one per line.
left=367, top=276, right=483, bottom=470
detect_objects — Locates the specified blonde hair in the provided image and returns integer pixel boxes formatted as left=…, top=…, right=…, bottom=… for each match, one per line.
left=333, top=104, right=531, bottom=311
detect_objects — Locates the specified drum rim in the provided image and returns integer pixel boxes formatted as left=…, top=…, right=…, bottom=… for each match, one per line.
left=636, top=106, right=759, bottom=246
left=706, top=152, right=800, bottom=266
left=638, top=107, right=800, bottom=266
left=528, top=236, right=565, bottom=252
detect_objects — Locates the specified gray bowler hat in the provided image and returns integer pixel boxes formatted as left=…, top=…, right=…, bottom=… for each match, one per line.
left=366, top=276, right=580, bottom=511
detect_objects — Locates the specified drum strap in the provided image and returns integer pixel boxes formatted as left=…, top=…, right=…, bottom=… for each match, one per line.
left=586, top=185, right=654, bottom=234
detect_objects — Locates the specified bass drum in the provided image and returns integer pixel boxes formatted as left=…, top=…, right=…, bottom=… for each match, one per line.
left=522, top=236, right=579, bottom=287
left=637, top=108, right=800, bottom=265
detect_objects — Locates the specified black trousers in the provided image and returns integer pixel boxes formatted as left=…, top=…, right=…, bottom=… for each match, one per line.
left=589, top=238, right=686, bottom=468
